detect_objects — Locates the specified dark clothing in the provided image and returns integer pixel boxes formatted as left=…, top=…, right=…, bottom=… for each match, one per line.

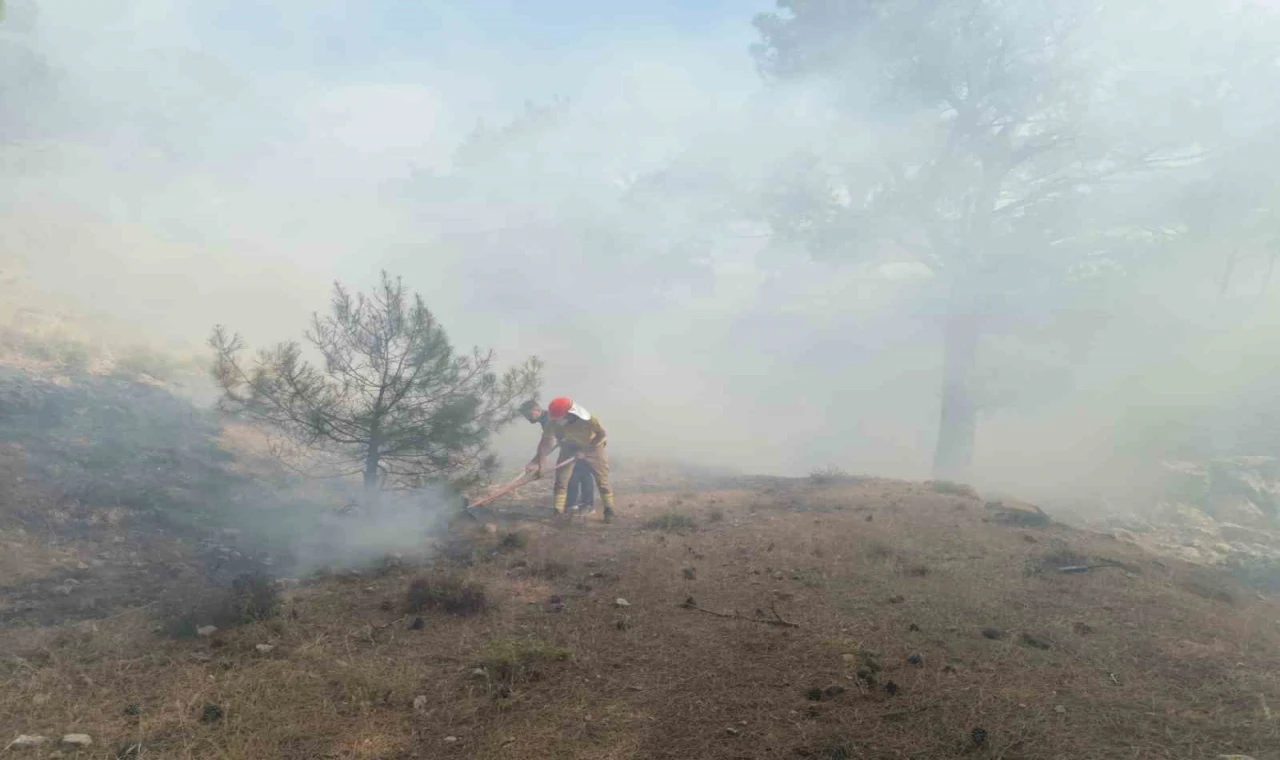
left=566, top=459, right=596, bottom=509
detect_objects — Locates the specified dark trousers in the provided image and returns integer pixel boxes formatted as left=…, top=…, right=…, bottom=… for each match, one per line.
left=565, top=460, right=596, bottom=508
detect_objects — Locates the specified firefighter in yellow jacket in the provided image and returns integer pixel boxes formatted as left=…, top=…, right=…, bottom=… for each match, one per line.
left=525, top=396, right=614, bottom=521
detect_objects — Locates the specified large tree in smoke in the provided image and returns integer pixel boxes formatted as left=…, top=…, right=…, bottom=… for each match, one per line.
left=750, top=0, right=1263, bottom=478
left=210, top=272, right=542, bottom=495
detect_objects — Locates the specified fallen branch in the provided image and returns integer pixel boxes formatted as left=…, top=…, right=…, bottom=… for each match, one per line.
left=881, top=703, right=941, bottom=721
left=678, top=597, right=799, bottom=628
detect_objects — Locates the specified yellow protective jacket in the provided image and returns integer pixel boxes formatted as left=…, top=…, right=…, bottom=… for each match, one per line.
left=535, top=413, right=606, bottom=462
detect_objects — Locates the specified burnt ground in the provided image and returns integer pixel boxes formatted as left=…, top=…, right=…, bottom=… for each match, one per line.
left=3, top=478, right=1279, bottom=760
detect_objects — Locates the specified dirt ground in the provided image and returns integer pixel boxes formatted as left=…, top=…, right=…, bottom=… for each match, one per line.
left=3, top=478, right=1279, bottom=759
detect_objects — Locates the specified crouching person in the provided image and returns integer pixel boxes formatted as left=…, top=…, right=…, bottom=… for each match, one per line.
left=526, top=397, right=614, bottom=521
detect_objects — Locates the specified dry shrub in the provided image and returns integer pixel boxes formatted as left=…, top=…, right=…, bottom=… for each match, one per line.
left=644, top=512, right=697, bottom=532
left=405, top=572, right=488, bottom=615
left=524, top=558, right=571, bottom=579
left=475, top=636, right=571, bottom=694
left=1181, top=569, right=1237, bottom=604
left=931, top=480, right=978, bottom=498
left=707, top=508, right=726, bottom=523
left=809, top=466, right=855, bottom=486
left=160, top=572, right=280, bottom=638
left=499, top=531, right=529, bottom=551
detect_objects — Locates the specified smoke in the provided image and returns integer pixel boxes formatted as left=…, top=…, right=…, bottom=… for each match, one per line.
left=3, top=0, right=1280, bottom=524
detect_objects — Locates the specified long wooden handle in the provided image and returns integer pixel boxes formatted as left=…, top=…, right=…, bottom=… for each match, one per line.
left=467, top=456, right=577, bottom=509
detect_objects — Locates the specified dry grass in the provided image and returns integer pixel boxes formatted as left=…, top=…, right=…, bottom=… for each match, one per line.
left=3, top=478, right=1280, bottom=759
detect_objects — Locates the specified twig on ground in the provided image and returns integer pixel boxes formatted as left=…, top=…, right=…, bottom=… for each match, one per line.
left=882, top=703, right=941, bottom=720
left=677, top=597, right=799, bottom=628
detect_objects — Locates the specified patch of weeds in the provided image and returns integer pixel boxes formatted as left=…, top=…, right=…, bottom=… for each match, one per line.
left=525, top=559, right=571, bottom=580
left=1025, top=541, right=1089, bottom=576
left=113, top=345, right=178, bottom=382
left=475, top=636, right=571, bottom=694
left=1182, top=570, right=1237, bottom=604
left=644, top=511, right=697, bottom=532
left=1225, top=554, right=1280, bottom=591
left=159, top=572, right=279, bottom=638
left=795, top=740, right=857, bottom=760
left=1019, top=632, right=1052, bottom=650
left=707, top=508, right=726, bottom=523
left=793, top=567, right=825, bottom=588
left=405, top=573, right=488, bottom=616
left=867, top=541, right=896, bottom=560
left=988, top=500, right=1051, bottom=527
left=931, top=480, right=978, bottom=498
left=225, top=572, right=281, bottom=623
left=498, top=531, right=529, bottom=551
left=809, top=466, right=856, bottom=486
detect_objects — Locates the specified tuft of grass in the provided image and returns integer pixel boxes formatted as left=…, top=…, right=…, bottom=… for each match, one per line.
left=644, top=511, right=697, bottom=532
left=405, top=572, right=488, bottom=616
left=475, top=636, right=572, bottom=694
left=867, top=541, right=896, bottom=560
left=523, top=558, right=571, bottom=579
left=809, top=466, right=856, bottom=486
left=707, top=508, right=726, bottom=523
left=499, top=531, right=529, bottom=551
left=931, top=480, right=978, bottom=498
left=160, top=572, right=280, bottom=638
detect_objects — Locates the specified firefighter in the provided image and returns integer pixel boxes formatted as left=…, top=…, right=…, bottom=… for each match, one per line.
left=519, top=399, right=595, bottom=512
left=525, top=397, right=614, bottom=521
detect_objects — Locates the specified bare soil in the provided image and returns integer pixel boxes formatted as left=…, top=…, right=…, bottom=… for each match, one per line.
left=3, top=477, right=1279, bottom=759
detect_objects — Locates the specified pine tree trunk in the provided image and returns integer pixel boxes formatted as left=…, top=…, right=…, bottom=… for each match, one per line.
left=363, top=433, right=382, bottom=502
left=932, top=307, right=979, bottom=481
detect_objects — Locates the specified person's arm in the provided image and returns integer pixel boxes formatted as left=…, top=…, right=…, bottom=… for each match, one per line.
left=588, top=417, right=607, bottom=447
left=527, top=425, right=557, bottom=472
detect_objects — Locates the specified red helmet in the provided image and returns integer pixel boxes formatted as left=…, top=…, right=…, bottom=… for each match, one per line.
left=547, top=397, right=573, bottom=420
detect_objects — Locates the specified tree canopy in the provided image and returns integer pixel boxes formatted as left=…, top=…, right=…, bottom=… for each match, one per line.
left=210, top=271, right=542, bottom=495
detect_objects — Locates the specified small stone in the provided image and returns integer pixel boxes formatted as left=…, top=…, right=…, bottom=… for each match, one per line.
left=841, top=653, right=856, bottom=664
left=725, top=727, right=740, bottom=736
left=471, top=668, right=488, bottom=679
left=981, top=628, right=1004, bottom=640
left=196, top=625, right=218, bottom=637
left=1054, top=705, right=1066, bottom=714
left=444, top=736, right=459, bottom=743
left=9, top=735, right=48, bottom=750
left=614, top=598, right=630, bottom=607
left=255, top=644, right=274, bottom=654
left=822, top=684, right=846, bottom=698
left=413, top=695, right=428, bottom=712
left=60, top=734, right=93, bottom=748
left=32, top=693, right=49, bottom=705
left=409, top=617, right=425, bottom=630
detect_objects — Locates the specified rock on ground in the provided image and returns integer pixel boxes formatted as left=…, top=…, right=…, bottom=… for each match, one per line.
left=8, top=735, right=48, bottom=750
left=61, top=734, right=93, bottom=747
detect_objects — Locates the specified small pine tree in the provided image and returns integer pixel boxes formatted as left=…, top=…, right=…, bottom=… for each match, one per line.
left=210, top=271, right=541, bottom=496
